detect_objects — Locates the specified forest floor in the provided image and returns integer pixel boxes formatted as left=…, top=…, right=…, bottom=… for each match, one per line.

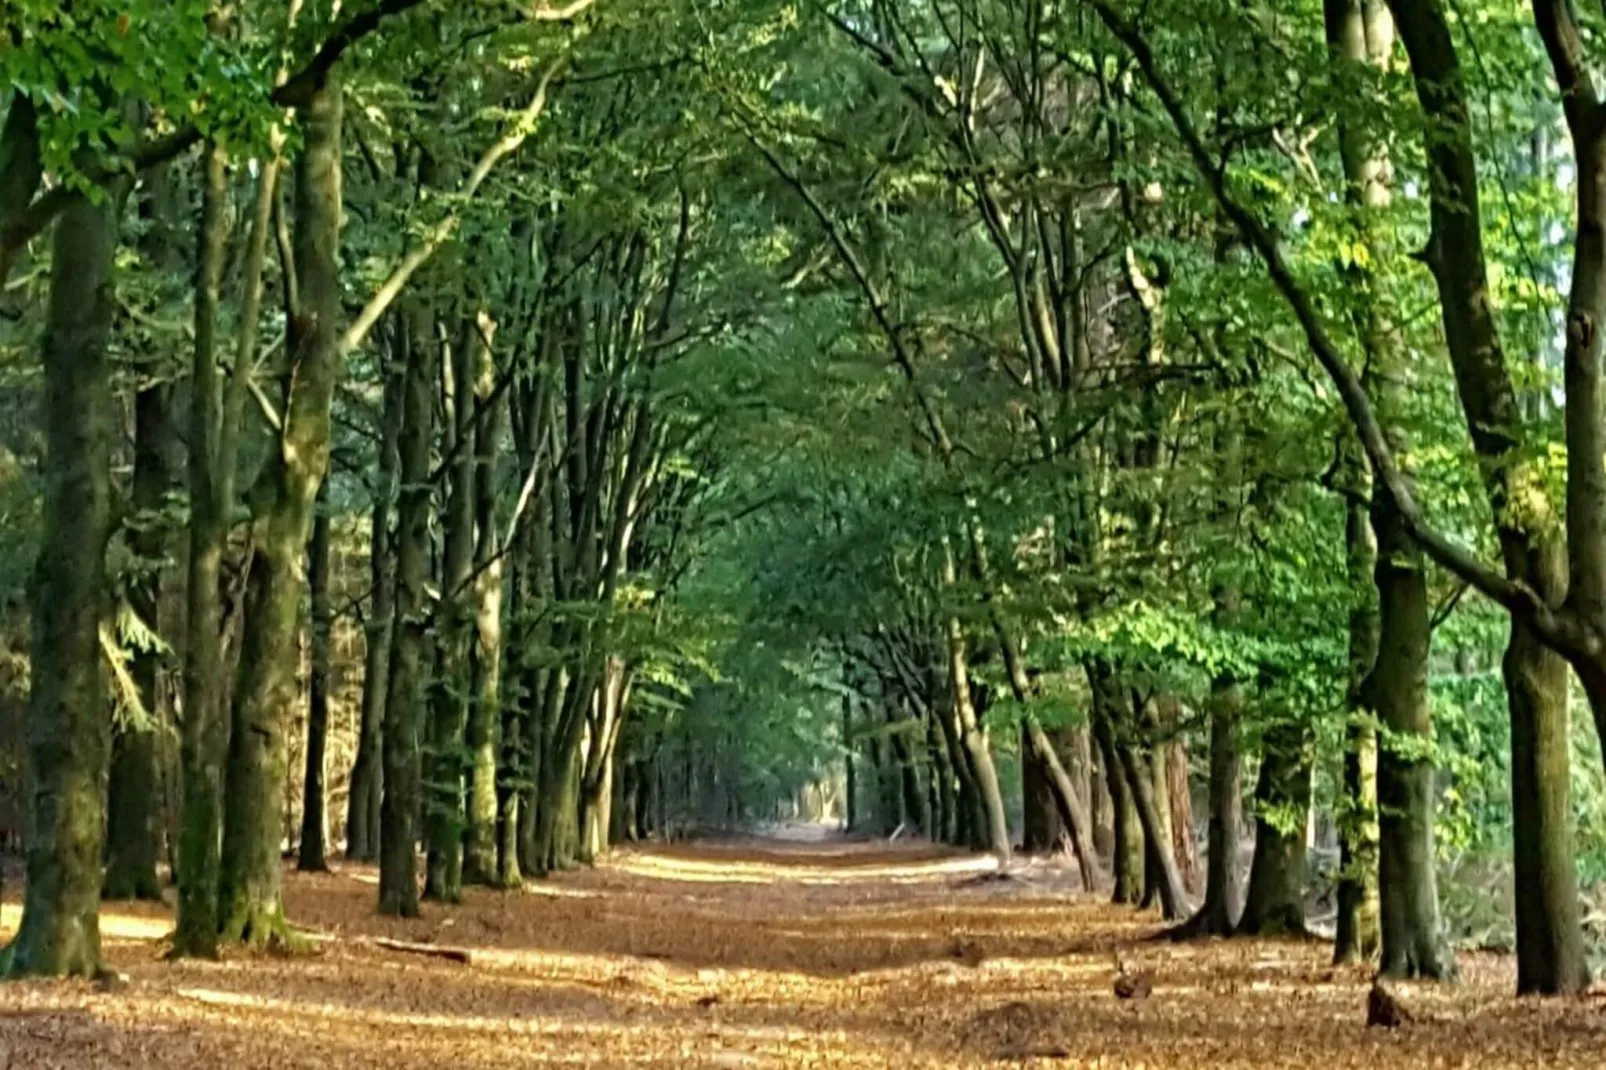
left=1, top=834, right=1604, bottom=1068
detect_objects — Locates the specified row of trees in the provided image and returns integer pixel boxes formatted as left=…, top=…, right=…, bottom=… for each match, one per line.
left=2, top=0, right=1605, bottom=1004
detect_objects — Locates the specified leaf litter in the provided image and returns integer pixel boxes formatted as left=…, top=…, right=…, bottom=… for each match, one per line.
left=0, top=837, right=1602, bottom=1068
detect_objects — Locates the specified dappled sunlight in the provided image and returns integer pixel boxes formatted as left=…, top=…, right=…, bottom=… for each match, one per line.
left=603, top=847, right=997, bottom=885
left=0, top=839, right=1601, bottom=1068
left=0, top=902, right=172, bottom=942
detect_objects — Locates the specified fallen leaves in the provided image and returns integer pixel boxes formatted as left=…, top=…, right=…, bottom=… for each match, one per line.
left=0, top=839, right=1600, bottom=1068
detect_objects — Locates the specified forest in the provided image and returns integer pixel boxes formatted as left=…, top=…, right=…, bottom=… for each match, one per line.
left=2, top=0, right=1606, bottom=1066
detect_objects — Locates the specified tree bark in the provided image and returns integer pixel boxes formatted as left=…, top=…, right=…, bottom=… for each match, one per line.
left=1335, top=471, right=1381, bottom=962
left=347, top=351, right=402, bottom=862
left=1176, top=670, right=1242, bottom=937
left=941, top=540, right=1010, bottom=863
left=423, top=317, right=477, bottom=904
left=105, top=159, right=181, bottom=903
left=1372, top=494, right=1453, bottom=977
left=1090, top=672, right=1143, bottom=904
left=297, top=490, right=332, bottom=873
left=1022, top=721, right=1063, bottom=853
left=464, top=316, right=505, bottom=885
left=379, top=296, right=436, bottom=918
left=218, top=80, right=342, bottom=946
left=174, top=140, right=273, bottom=957
left=1387, top=0, right=1587, bottom=993
left=104, top=378, right=172, bottom=902
left=1, top=186, right=120, bottom=978
left=1237, top=720, right=1312, bottom=936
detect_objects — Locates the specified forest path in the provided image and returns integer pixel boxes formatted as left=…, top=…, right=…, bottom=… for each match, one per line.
left=0, top=836, right=1602, bottom=1067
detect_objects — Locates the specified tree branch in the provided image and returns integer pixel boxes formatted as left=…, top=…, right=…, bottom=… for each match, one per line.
left=1088, top=0, right=1565, bottom=640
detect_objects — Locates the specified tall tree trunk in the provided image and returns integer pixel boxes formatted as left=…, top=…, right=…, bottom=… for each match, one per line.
left=579, top=660, right=626, bottom=862
left=1176, top=668, right=1242, bottom=937
left=941, top=540, right=1010, bottom=863
left=1335, top=467, right=1381, bottom=962
left=218, top=80, right=343, bottom=946
left=1387, top=0, right=1587, bottom=994
left=423, top=318, right=476, bottom=904
left=533, top=672, right=588, bottom=873
left=1024, top=718, right=1102, bottom=890
left=379, top=296, right=436, bottom=918
left=174, top=142, right=273, bottom=957
left=1237, top=720, right=1312, bottom=936
left=348, top=353, right=402, bottom=862
left=1090, top=671, right=1143, bottom=904
left=926, top=711, right=953, bottom=842
left=297, top=490, right=332, bottom=872
left=105, top=158, right=181, bottom=903
left=1326, top=0, right=1398, bottom=970
left=1373, top=494, right=1452, bottom=978
left=104, top=379, right=172, bottom=902
left=1, top=186, right=120, bottom=978
left=1507, top=617, right=1584, bottom=992
left=464, top=317, right=505, bottom=885
left=1165, top=740, right=1198, bottom=894
left=1091, top=743, right=1115, bottom=863
left=843, top=685, right=857, bottom=831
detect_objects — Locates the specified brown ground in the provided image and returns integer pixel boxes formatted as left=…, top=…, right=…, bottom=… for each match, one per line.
left=0, top=835, right=1602, bottom=1068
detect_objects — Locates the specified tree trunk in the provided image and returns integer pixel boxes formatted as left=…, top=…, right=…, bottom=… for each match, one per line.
left=1120, top=740, right=1188, bottom=920
left=1, top=186, right=119, bottom=978
left=174, top=142, right=273, bottom=957
left=1237, top=720, right=1312, bottom=936
left=843, top=686, right=857, bottom=831
left=579, top=659, right=626, bottom=863
left=941, top=541, right=1010, bottom=863
left=1090, top=672, right=1142, bottom=904
left=464, top=317, right=505, bottom=885
left=1166, top=740, right=1197, bottom=894
left=1372, top=494, right=1453, bottom=977
left=348, top=353, right=402, bottom=862
left=423, top=318, right=477, bottom=904
left=297, top=491, right=332, bottom=873
left=926, top=711, right=953, bottom=842
left=218, top=81, right=342, bottom=946
left=104, top=377, right=173, bottom=902
left=1024, top=719, right=1102, bottom=890
left=1177, top=671, right=1242, bottom=937
left=379, top=295, right=436, bottom=918
left=533, top=672, right=588, bottom=873
left=1507, top=618, right=1587, bottom=993
left=1388, top=0, right=1587, bottom=994
left=1336, top=472, right=1382, bottom=962
left=1021, top=721, right=1062, bottom=853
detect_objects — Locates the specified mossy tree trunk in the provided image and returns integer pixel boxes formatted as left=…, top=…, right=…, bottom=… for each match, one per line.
left=2, top=185, right=120, bottom=979
left=217, top=81, right=342, bottom=946
left=174, top=139, right=274, bottom=957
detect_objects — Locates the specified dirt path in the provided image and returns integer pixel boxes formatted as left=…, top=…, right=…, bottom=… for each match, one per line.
left=0, top=837, right=1601, bottom=1067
